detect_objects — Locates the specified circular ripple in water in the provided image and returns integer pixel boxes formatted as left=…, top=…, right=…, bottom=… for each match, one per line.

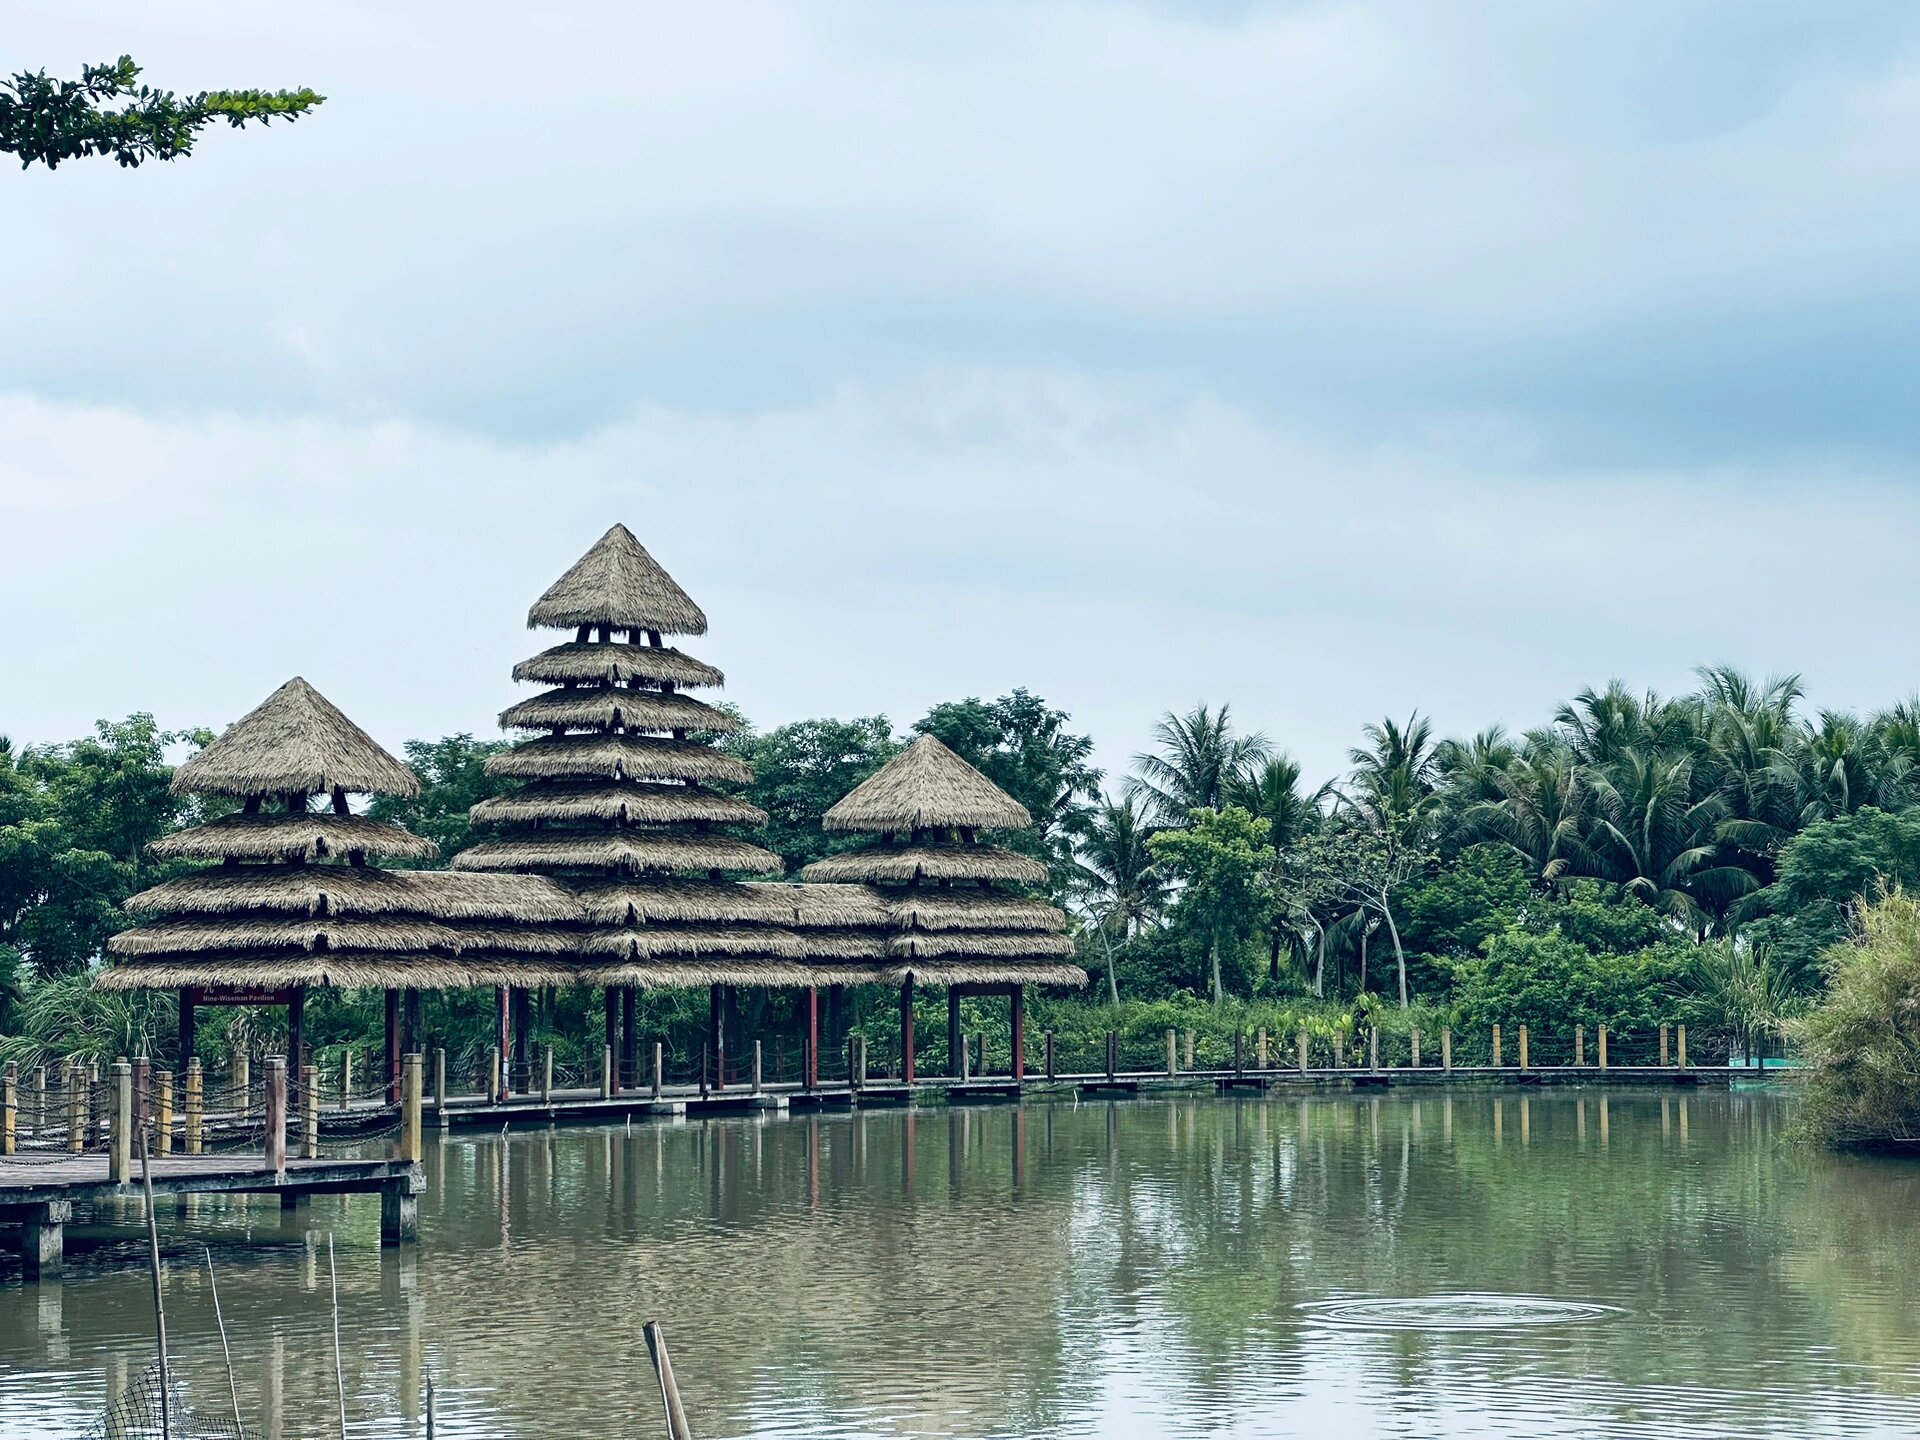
left=1297, top=1293, right=1626, bottom=1332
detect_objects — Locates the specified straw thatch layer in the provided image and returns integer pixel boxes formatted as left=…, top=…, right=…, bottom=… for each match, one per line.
left=887, top=892, right=1066, bottom=932
left=570, top=879, right=797, bottom=926
left=470, top=782, right=765, bottom=828
left=798, top=844, right=1048, bottom=887
left=886, top=961, right=1088, bottom=987
left=452, top=832, right=783, bottom=876
left=109, top=917, right=459, bottom=956
left=578, top=961, right=884, bottom=988
left=485, top=735, right=752, bottom=785
left=526, top=524, right=708, bottom=635
left=513, top=642, right=723, bottom=689
left=886, top=931, right=1075, bottom=959
left=122, top=867, right=574, bottom=923
left=579, top=926, right=807, bottom=960
left=784, top=884, right=892, bottom=927
left=445, top=926, right=577, bottom=955
left=822, top=735, right=1030, bottom=833
left=500, top=688, right=740, bottom=735
left=150, top=814, right=438, bottom=864
left=96, top=954, right=584, bottom=991
left=171, top=677, right=421, bottom=800
left=796, top=929, right=889, bottom=960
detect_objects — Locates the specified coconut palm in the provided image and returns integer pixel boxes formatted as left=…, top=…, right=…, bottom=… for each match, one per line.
left=1228, top=754, right=1332, bottom=980
left=1345, top=712, right=1442, bottom=833
left=1584, top=750, right=1757, bottom=929
left=1463, top=742, right=1595, bottom=883
left=1129, top=704, right=1272, bottom=825
left=1070, top=795, right=1168, bottom=1004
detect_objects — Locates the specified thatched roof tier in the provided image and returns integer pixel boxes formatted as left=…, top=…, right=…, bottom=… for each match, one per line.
left=96, top=954, right=583, bottom=992
left=452, top=832, right=783, bottom=876
left=578, top=927, right=807, bottom=960
left=570, top=879, right=792, bottom=926
left=886, top=892, right=1066, bottom=933
left=150, top=813, right=438, bottom=864
left=786, top=885, right=891, bottom=928
left=470, top=782, right=765, bottom=828
left=108, top=917, right=459, bottom=957
left=171, top=678, right=420, bottom=800
left=122, top=868, right=573, bottom=923
left=526, top=524, right=708, bottom=635
left=799, top=845, right=1048, bottom=887
left=512, top=642, right=723, bottom=690
left=484, top=735, right=752, bottom=785
left=444, top=927, right=577, bottom=955
left=886, top=931, right=1075, bottom=960
left=499, top=688, right=739, bottom=735
left=886, top=961, right=1088, bottom=988
left=822, top=735, right=1029, bottom=834
left=796, top=929, right=889, bottom=961
left=578, top=961, right=886, bottom=988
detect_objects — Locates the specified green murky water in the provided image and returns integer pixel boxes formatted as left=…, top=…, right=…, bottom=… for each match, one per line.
left=4, top=1088, right=1919, bottom=1437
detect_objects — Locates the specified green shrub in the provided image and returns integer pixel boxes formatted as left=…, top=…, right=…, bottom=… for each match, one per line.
left=1794, top=890, right=1920, bottom=1148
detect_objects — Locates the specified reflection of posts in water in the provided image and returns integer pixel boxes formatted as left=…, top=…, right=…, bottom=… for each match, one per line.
left=949, top=1110, right=963, bottom=1196
left=1443, top=1095, right=1453, bottom=1144
left=902, top=1109, right=915, bottom=1192
left=1679, top=1096, right=1690, bottom=1145
left=1520, top=1096, right=1531, bottom=1146
left=1662, top=1098, right=1672, bottom=1141
left=808, top=1118, right=820, bottom=1209
left=1576, top=1097, right=1586, bottom=1143
left=1013, top=1107, right=1026, bottom=1190
left=265, top=1329, right=285, bottom=1440
left=1599, top=1095, right=1611, bottom=1146
left=1493, top=1098, right=1504, bottom=1145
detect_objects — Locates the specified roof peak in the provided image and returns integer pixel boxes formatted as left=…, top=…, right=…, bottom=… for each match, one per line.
left=171, top=677, right=420, bottom=800
left=526, top=524, right=709, bottom=636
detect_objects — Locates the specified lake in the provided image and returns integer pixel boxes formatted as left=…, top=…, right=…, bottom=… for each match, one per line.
left=4, top=1088, right=1919, bottom=1438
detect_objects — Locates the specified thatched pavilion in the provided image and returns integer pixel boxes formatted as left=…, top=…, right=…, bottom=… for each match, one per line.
left=99, top=678, right=572, bottom=1098
left=799, top=735, right=1085, bottom=1082
left=449, top=524, right=812, bottom=1089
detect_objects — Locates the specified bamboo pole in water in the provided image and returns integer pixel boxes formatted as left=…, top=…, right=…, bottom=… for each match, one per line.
left=204, top=1246, right=244, bottom=1435
left=643, top=1320, right=693, bottom=1440
left=138, top=1124, right=172, bottom=1440
left=328, top=1234, right=348, bottom=1440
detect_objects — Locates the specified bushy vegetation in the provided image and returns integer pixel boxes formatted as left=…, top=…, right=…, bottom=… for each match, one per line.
left=1794, top=891, right=1920, bottom=1148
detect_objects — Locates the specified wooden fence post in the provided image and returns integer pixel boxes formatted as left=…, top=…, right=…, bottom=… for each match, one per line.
left=1045, top=1030, right=1056, bottom=1081
left=1411, top=1029, right=1422, bottom=1068
left=601, top=1045, right=614, bottom=1100
left=1368, top=1026, right=1379, bottom=1072
left=1333, top=1033, right=1345, bottom=1069
left=1677, top=1024, right=1688, bottom=1069
left=653, top=1041, right=664, bottom=1100
left=340, top=1049, right=353, bottom=1111
left=1598, top=1024, right=1609, bottom=1070
left=185, top=1058, right=203, bottom=1155
left=541, top=1045, right=554, bottom=1103
left=233, top=1048, right=249, bottom=1110
left=1183, top=1030, right=1195, bottom=1072
left=433, top=1047, right=447, bottom=1111
left=155, top=1070, right=173, bottom=1155
left=1575, top=1024, right=1585, bottom=1067
left=1491, top=1025, right=1503, bottom=1068
left=110, top=1059, right=132, bottom=1184
left=30, top=1066, right=46, bottom=1145
left=489, top=1046, right=503, bottom=1104
left=263, top=1056, right=287, bottom=1175
left=66, top=1062, right=84, bottom=1154
left=302, top=1076, right=320, bottom=1160
left=1518, top=1025, right=1530, bottom=1071
left=400, top=1053, right=423, bottom=1165
left=1659, top=1024, right=1670, bottom=1067
left=1442, top=1028, right=1453, bottom=1073
left=2, top=1062, right=15, bottom=1157
left=752, top=1041, right=764, bottom=1096
left=1105, top=1031, right=1117, bottom=1083
left=1297, top=1029, right=1308, bottom=1074
left=1166, top=1029, right=1178, bottom=1077
left=1235, top=1031, right=1246, bottom=1078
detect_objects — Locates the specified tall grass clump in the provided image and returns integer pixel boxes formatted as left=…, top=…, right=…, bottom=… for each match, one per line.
left=1794, top=889, right=1920, bottom=1149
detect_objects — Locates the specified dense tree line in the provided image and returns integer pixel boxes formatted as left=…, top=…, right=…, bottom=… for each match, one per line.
left=6, top=669, right=1920, bottom=1067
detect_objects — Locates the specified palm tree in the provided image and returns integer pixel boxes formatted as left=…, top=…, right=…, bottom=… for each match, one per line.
left=1434, top=725, right=1517, bottom=811
left=1585, top=750, right=1757, bottom=930
left=1773, top=711, right=1898, bottom=825
left=1129, top=704, right=1271, bottom=825
left=1463, top=742, right=1594, bottom=883
left=1346, top=712, right=1441, bottom=832
left=1071, top=795, right=1168, bottom=1004
left=1228, top=754, right=1331, bottom=981
left=1698, top=665, right=1802, bottom=869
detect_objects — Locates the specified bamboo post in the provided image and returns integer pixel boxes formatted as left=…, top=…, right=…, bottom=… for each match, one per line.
left=1166, top=1028, right=1177, bottom=1077
left=1368, top=1026, right=1379, bottom=1072
left=264, top=1057, right=287, bottom=1174
left=110, top=1060, right=132, bottom=1183
left=652, top=1041, right=664, bottom=1100
left=1492, top=1024, right=1504, bottom=1067
left=156, top=1070, right=173, bottom=1155
left=302, top=1076, right=320, bottom=1160
left=601, top=1045, right=614, bottom=1100
left=1257, top=1028, right=1269, bottom=1070
left=489, top=1045, right=503, bottom=1104
left=1297, top=1029, right=1308, bottom=1074
left=1598, top=1024, right=1609, bottom=1070
left=1442, top=1028, right=1453, bottom=1073
left=1677, top=1024, right=1689, bottom=1069
left=1659, top=1024, right=1670, bottom=1067
left=2, top=1062, right=15, bottom=1157
left=1410, top=1029, right=1421, bottom=1069
left=340, top=1049, right=353, bottom=1110
left=541, top=1045, right=554, bottom=1103
left=1575, top=1023, right=1586, bottom=1066
left=1183, top=1030, right=1195, bottom=1072
left=752, top=1041, right=763, bottom=1096
left=400, top=1053, right=423, bottom=1165
left=185, top=1059, right=204, bottom=1155
left=643, top=1320, right=693, bottom=1440
left=88, top=1061, right=100, bottom=1147
left=1333, top=1032, right=1344, bottom=1069
left=1518, top=1025, right=1529, bottom=1071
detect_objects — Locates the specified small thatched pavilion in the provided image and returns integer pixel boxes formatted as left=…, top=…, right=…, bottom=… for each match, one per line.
left=449, top=524, right=806, bottom=1088
left=799, top=735, right=1085, bottom=1082
left=99, top=678, right=571, bottom=1097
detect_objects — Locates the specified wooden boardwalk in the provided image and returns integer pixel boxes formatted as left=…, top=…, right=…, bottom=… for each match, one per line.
left=0, top=1154, right=422, bottom=1281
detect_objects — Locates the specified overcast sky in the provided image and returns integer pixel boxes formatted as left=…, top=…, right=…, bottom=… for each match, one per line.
left=7, top=2, right=1920, bottom=787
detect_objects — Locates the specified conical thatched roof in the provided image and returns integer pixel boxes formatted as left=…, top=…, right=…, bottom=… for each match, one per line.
left=172, top=677, right=420, bottom=799
left=823, top=735, right=1030, bottom=833
left=512, top=642, right=723, bottom=689
left=799, top=844, right=1049, bottom=887
left=526, top=523, right=708, bottom=635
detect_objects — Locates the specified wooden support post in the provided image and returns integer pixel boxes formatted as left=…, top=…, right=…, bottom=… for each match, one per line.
left=302, top=1075, right=319, bottom=1160
left=1411, top=1029, right=1422, bottom=1069
left=400, top=1053, right=423, bottom=1165
left=185, top=1058, right=203, bottom=1155
left=1659, top=1024, right=1670, bottom=1067
left=1105, top=1031, right=1117, bottom=1083
left=495, top=986, right=512, bottom=1100
left=110, top=1059, right=132, bottom=1184
left=62, top=1063, right=79, bottom=1154
left=806, top=986, right=820, bottom=1090
left=264, top=1056, right=287, bottom=1175
left=960, top=1025, right=972, bottom=1082
left=132, top=1055, right=149, bottom=1132
left=752, top=1041, right=764, bottom=1096
left=340, top=1049, right=353, bottom=1110
left=1575, top=1024, right=1586, bottom=1066
left=604, top=989, right=620, bottom=1095
left=380, top=1176, right=418, bottom=1245
left=1368, top=1026, right=1379, bottom=1072
left=621, top=986, right=639, bottom=1091
left=653, top=1041, right=664, bottom=1100
left=1, top=1062, right=15, bottom=1156
left=1677, top=1024, right=1688, bottom=1069
left=601, top=1045, right=614, bottom=1100
left=855, top=1036, right=868, bottom=1091
left=19, top=1200, right=70, bottom=1280
left=489, top=1046, right=503, bottom=1104
left=1492, top=1024, right=1503, bottom=1068
left=155, top=1070, right=173, bottom=1155
left=1167, top=1028, right=1178, bottom=1077
left=541, top=1045, right=554, bottom=1103
left=509, top=987, right=530, bottom=1093
left=1011, top=985, right=1025, bottom=1084
left=232, top=1048, right=249, bottom=1111
left=1044, top=1029, right=1056, bottom=1081
left=1442, top=1028, right=1453, bottom=1073
left=1598, top=1024, right=1609, bottom=1070
left=1235, top=1031, right=1246, bottom=1077
left=710, top=985, right=727, bottom=1092
left=385, top=988, right=402, bottom=1105
left=1257, top=1028, right=1269, bottom=1071
left=948, top=987, right=963, bottom=1079
left=900, top=978, right=916, bottom=1085
left=1518, top=1025, right=1530, bottom=1070
left=1297, top=1029, right=1308, bottom=1074
left=433, top=1047, right=446, bottom=1111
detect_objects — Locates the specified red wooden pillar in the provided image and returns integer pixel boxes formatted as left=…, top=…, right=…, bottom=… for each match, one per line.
left=901, top=976, right=916, bottom=1085
left=385, top=988, right=401, bottom=1104
left=805, top=986, right=819, bottom=1089
left=495, top=986, right=511, bottom=1099
left=1011, top=984, right=1026, bottom=1084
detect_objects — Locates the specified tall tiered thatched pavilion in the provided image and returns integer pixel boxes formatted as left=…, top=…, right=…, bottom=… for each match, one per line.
left=99, top=677, right=571, bottom=1096
left=800, top=735, right=1085, bottom=1081
left=450, top=524, right=810, bottom=1088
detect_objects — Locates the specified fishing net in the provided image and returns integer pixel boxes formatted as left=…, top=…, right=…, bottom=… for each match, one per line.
left=83, top=1359, right=261, bottom=1440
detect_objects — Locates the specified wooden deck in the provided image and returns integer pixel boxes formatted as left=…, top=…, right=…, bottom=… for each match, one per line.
left=0, top=1153, right=422, bottom=1282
